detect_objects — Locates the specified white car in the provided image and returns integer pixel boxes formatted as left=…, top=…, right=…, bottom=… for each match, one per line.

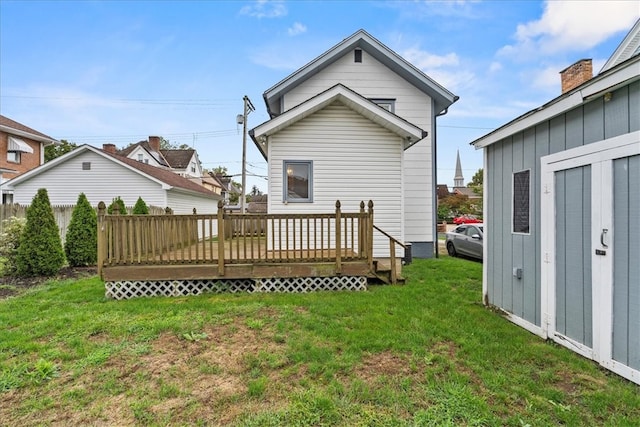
left=445, top=223, right=484, bottom=260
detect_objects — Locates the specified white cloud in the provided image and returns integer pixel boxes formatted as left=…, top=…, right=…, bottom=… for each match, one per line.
left=287, top=22, right=307, bottom=36
left=488, top=62, right=502, bottom=73
left=402, top=47, right=460, bottom=68
left=500, top=0, right=640, bottom=57
left=400, top=47, right=474, bottom=91
left=239, top=0, right=287, bottom=19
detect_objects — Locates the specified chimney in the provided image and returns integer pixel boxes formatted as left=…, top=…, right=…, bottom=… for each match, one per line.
left=560, top=59, right=593, bottom=94
left=103, top=143, right=117, bottom=154
left=148, top=135, right=161, bottom=152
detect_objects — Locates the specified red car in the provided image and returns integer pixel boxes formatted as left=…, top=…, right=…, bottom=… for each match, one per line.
left=453, top=215, right=482, bottom=225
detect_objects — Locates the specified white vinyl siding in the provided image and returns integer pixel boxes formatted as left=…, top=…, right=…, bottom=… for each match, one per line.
left=284, top=50, right=432, bottom=129
left=283, top=49, right=434, bottom=244
left=166, top=189, right=218, bottom=215
left=268, top=102, right=403, bottom=257
left=10, top=151, right=168, bottom=207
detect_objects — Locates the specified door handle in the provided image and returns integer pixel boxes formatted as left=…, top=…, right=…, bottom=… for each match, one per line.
left=601, top=229, right=608, bottom=248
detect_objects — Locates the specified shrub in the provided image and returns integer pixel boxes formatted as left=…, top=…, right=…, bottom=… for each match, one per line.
left=132, top=197, right=149, bottom=215
left=65, top=193, right=97, bottom=267
left=15, top=188, right=65, bottom=276
left=0, top=216, right=27, bottom=276
left=108, top=197, right=127, bottom=215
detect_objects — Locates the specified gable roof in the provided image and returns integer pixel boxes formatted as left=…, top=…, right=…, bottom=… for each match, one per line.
left=6, top=144, right=218, bottom=198
left=160, top=149, right=196, bottom=169
left=263, top=29, right=458, bottom=117
left=119, top=140, right=169, bottom=167
left=0, top=114, right=58, bottom=145
left=601, top=19, right=640, bottom=73
left=250, top=83, right=427, bottom=159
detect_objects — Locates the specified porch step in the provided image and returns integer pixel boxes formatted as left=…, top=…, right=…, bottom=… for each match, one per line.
left=371, top=260, right=405, bottom=285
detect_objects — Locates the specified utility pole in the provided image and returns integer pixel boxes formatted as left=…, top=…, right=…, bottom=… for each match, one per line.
left=238, top=95, right=255, bottom=213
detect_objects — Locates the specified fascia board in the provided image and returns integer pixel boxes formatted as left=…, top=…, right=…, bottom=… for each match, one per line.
left=0, top=125, right=58, bottom=146
left=263, top=30, right=457, bottom=115
left=254, top=85, right=424, bottom=142
left=4, top=144, right=93, bottom=187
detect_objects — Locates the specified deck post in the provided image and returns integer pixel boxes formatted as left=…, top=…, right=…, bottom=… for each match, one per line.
left=389, top=239, right=397, bottom=284
left=359, top=201, right=365, bottom=258
left=217, top=200, right=225, bottom=275
left=367, top=200, right=374, bottom=269
left=97, top=201, right=106, bottom=278
left=335, top=200, right=341, bottom=274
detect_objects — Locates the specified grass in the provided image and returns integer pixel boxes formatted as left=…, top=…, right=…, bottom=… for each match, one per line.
left=0, top=257, right=638, bottom=426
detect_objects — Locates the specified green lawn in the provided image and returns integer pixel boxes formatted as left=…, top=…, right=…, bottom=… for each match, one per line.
left=1, top=257, right=638, bottom=426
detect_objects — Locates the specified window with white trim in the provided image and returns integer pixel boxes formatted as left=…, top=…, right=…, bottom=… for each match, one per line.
left=283, top=160, right=312, bottom=202
left=370, top=98, right=396, bottom=113
left=513, top=169, right=530, bottom=234
left=7, top=151, right=20, bottom=163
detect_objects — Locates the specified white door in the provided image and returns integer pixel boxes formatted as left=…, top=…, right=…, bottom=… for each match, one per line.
left=541, top=131, right=640, bottom=385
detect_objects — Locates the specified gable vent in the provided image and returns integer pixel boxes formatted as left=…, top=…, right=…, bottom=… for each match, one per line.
left=354, top=48, right=362, bottom=63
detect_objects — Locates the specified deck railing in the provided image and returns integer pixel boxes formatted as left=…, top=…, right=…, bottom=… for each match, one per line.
left=97, top=200, right=376, bottom=277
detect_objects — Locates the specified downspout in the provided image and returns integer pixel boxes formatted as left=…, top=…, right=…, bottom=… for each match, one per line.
left=433, top=99, right=457, bottom=257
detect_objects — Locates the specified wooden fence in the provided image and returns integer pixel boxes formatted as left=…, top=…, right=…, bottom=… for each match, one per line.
left=98, top=200, right=375, bottom=277
left=0, top=203, right=165, bottom=243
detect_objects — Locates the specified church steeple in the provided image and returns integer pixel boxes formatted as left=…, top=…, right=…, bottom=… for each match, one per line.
left=454, top=150, right=464, bottom=188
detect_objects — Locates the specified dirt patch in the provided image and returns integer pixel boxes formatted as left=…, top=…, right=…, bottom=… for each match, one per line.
left=0, top=266, right=97, bottom=299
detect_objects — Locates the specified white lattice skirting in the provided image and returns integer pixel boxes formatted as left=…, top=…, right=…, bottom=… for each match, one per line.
left=105, top=276, right=367, bottom=300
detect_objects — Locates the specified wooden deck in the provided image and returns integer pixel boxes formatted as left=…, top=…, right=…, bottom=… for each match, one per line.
left=97, top=200, right=405, bottom=285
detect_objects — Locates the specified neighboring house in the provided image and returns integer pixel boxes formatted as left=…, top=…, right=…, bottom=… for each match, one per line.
left=0, top=114, right=58, bottom=203
left=250, top=29, right=458, bottom=258
left=118, top=136, right=203, bottom=179
left=471, top=19, right=640, bottom=385
left=5, top=144, right=221, bottom=214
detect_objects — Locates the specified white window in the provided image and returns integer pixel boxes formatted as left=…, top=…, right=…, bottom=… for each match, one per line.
left=190, top=162, right=196, bottom=173
left=137, top=153, right=143, bottom=162
left=7, top=151, right=20, bottom=163
left=283, top=160, right=313, bottom=203
left=513, top=169, right=530, bottom=234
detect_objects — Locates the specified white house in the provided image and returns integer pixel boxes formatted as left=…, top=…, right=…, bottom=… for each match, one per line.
left=5, top=144, right=221, bottom=214
left=471, top=20, right=640, bottom=384
left=117, top=136, right=203, bottom=179
left=250, top=29, right=458, bottom=258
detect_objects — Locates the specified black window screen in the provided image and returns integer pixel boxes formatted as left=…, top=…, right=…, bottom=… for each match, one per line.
left=513, top=170, right=530, bottom=233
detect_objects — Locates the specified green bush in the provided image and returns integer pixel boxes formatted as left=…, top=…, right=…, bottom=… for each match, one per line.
left=132, top=196, right=149, bottom=214
left=15, top=189, right=65, bottom=276
left=107, top=197, right=127, bottom=215
left=0, top=216, right=27, bottom=276
left=65, top=193, right=97, bottom=267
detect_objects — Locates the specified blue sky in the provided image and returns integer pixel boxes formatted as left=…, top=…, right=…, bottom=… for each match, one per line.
left=1, top=1, right=638, bottom=193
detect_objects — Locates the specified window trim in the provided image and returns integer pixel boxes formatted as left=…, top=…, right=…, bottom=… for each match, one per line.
left=369, top=98, right=396, bottom=113
left=512, top=169, right=531, bottom=234
left=283, top=160, right=313, bottom=203
left=7, top=151, right=21, bottom=164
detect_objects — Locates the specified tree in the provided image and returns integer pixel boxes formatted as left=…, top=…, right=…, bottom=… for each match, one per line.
left=437, top=193, right=473, bottom=221
left=160, top=138, right=190, bottom=150
left=249, top=185, right=263, bottom=197
left=65, top=193, right=97, bottom=267
left=108, top=197, right=127, bottom=215
left=132, top=196, right=150, bottom=214
left=467, top=168, right=483, bottom=195
left=211, top=166, right=241, bottom=204
left=0, top=216, right=26, bottom=275
left=15, top=188, right=65, bottom=276
left=45, top=139, right=77, bottom=162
